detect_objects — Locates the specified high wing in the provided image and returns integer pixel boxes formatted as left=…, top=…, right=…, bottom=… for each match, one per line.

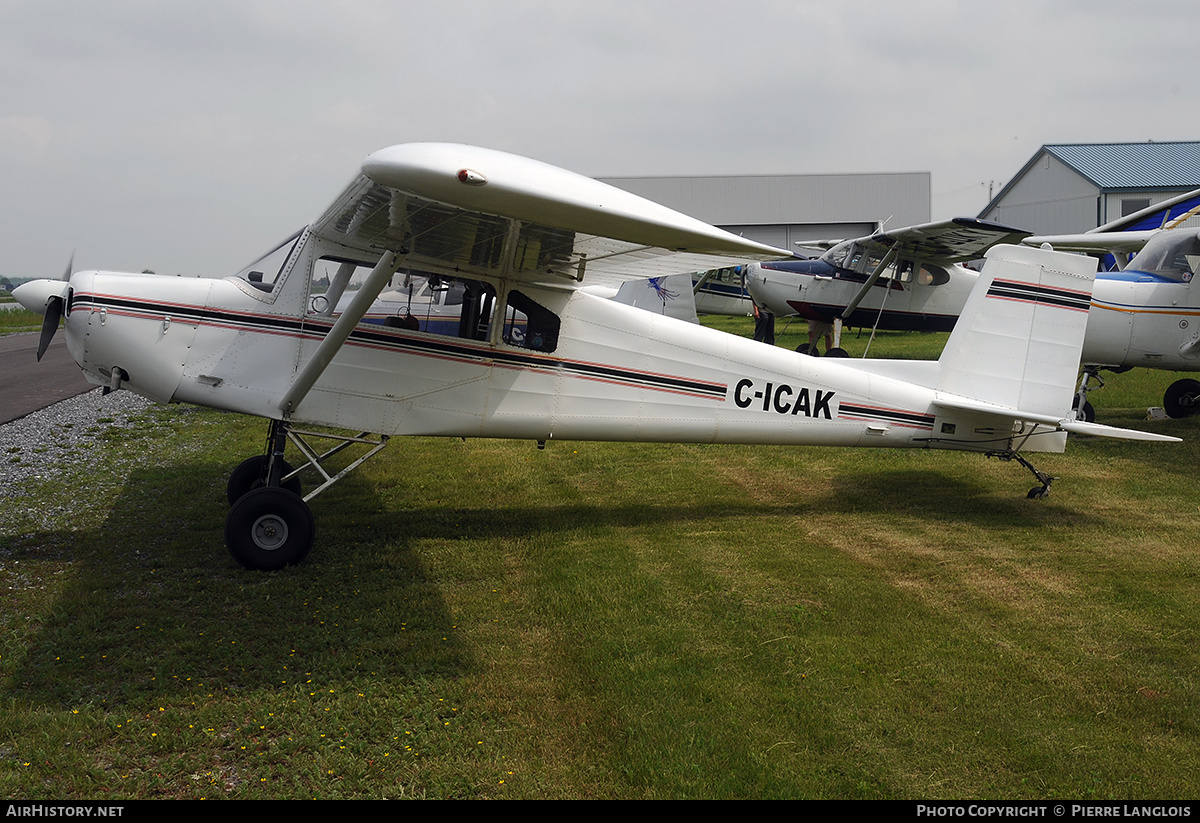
left=810, top=218, right=1030, bottom=329
left=1092, top=187, right=1200, bottom=234
left=1024, top=187, right=1200, bottom=263
left=280, top=143, right=792, bottom=414
left=308, top=143, right=792, bottom=292
left=1023, top=230, right=1159, bottom=256
left=842, top=217, right=1032, bottom=266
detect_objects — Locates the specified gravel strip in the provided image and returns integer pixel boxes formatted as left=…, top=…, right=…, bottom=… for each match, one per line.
left=0, top=389, right=156, bottom=498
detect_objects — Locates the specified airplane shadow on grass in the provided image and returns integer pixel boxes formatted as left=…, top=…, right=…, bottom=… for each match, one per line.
left=0, top=456, right=1108, bottom=709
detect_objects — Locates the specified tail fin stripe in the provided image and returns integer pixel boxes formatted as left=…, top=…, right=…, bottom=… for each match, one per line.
left=986, top=279, right=1092, bottom=311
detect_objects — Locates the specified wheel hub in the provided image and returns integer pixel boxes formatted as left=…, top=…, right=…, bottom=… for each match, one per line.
left=251, top=514, right=289, bottom=551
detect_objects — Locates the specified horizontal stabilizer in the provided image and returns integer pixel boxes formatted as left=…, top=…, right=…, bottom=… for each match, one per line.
left=1059, top=420, right=1181, bottom=442
left=935, top=395, right=1180, bottom=443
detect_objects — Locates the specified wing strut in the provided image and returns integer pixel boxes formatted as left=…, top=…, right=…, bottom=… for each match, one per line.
left=692, top=269, right=716, bottom=295
left=835, top=246, right=899, bottom=348
left=278, top=249, right=404, bottom=414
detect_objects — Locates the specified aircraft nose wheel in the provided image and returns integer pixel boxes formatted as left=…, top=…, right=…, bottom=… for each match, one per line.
left=225, top=487, right=315, bottom=570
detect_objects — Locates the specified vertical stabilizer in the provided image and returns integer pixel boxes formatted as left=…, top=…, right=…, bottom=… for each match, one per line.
left=937, top=244, right=1096, bottom=418
left=612, top=274, right=700, bottom=323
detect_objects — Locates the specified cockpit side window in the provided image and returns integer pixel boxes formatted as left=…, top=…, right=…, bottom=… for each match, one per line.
left=503, top=290, right=560, bottom=353
left=306, top=260, right=498, bottom=340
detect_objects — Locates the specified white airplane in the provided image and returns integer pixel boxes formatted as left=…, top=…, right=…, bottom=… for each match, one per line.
left=743, top=195, right=1200, bottom=420
left=692, top=266, right=753, bottom=316
left=1020, top=190, right=1200, bottom=420
left=742, top=218, right=1033, bottom=354
left=13, top=143, right=1176, bottom=570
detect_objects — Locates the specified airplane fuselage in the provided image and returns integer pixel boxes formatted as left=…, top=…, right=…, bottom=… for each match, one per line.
left=745, top=258, right=978, bottom=332
left=1084, top=272, right=1200, bottom=370
left=59, top=265, right=1063, bottom=457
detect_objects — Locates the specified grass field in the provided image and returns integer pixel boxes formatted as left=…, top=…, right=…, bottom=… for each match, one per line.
left=1, top=318, right=1197, bottom=799
left=0, top=306, right=43, bottom=335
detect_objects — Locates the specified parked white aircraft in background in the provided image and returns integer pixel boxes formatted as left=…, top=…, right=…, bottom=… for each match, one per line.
left=13, top=143, right=1176, bottom=569
left=692, top=266, right=753, bottom=316
left=1021, top=189, right=1200, bottom=420
left=742, top=193, right=1200, bottom=420
left=742, top=218, right=1032, bottom=353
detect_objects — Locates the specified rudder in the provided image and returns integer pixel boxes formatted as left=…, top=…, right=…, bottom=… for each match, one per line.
left=937, top=244, right=1096, bottom=419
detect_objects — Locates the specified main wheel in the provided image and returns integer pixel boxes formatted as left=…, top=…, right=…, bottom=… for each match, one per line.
left=796, top=343, right=819, bottom=356
left=227, top=455, right=302, bottom=505
left=225, top=487, right=315, bottom=570
left=825, top=347, right=849, bottom=358
left=1072, top=397, right=1095, bottom=423
left=1164, top=378, right=1200, bottom=419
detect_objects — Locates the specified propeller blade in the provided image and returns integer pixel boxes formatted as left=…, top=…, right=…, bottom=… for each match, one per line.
left=61, top=252, right=75, bottom=281
left=35, top=295, right=63, bottom=361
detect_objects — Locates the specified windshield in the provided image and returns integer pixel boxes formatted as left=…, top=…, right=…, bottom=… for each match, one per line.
left=233, top=230, right=303, bottom=291
left=1127, top=230, right=1200, bottom=282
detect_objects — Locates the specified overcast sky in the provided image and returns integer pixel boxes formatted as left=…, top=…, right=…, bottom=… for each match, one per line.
left=3, top=0, right=1198, bottom=278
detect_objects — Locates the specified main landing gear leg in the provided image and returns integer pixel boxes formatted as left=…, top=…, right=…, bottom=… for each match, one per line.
left=987, top=451, right=1056, bottom=500
left=224, top=420, right=389, bottom=571
left=1072, top=366, right=1102, bottom=423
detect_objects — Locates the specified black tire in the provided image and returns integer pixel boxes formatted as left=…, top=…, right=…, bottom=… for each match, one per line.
left=825, top=347, right=849, bottom=358
left=1164, top=379, right=1200, bottom=419
left=1072, top=398, right=1095, bottom=423
left=796, top=343, right=819, bottom=356
left=225, top=487, right=315, bottom=570
left=227, top=455, right=302, bottom=505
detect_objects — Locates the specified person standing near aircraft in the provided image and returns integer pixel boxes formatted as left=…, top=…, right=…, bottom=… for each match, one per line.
left=752, top=301, right=774, bottom=345
left=804, top=318, right=834, bottom=355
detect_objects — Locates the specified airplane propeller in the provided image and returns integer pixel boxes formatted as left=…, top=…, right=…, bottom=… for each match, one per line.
left=36, top=294, right=63, bottom=361
left=13, top=253, right=74, bottom=361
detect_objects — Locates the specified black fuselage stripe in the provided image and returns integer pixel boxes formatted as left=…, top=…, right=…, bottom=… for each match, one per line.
left=839, top=403, right=935, bottom=427
left=74, top=293, right=728, bottom=399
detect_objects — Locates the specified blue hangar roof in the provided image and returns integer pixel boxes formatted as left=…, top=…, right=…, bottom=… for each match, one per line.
left=1045, top=142, right=1200, bottom=190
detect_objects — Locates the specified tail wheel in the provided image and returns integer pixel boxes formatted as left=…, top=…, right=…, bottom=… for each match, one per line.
left=1164, top=379, right=1200, bottom=419
left=225, top=487, right=315, bottom=571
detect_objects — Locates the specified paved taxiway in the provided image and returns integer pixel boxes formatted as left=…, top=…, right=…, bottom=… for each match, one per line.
left=0, top=334, right=93, bottom=424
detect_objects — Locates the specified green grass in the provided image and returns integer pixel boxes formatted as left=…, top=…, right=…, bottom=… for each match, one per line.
left=1, top=322, right=1198, bottom=798
left=0, top=307, right=43, bottom=335
left=704, top=315, right=950, bottom=360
